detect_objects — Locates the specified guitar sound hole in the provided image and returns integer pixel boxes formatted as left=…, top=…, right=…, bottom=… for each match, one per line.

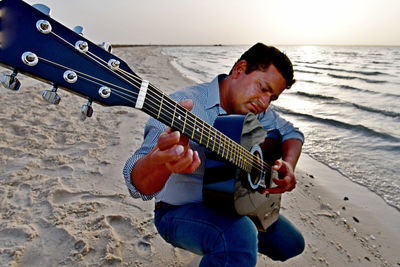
left=249, top=151, right=262, bottom=188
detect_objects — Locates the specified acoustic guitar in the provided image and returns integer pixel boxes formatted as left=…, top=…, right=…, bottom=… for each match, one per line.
left=0, top=0, right=281, bottom=231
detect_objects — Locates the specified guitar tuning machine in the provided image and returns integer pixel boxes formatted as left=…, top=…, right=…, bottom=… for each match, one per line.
left=1, top=69, right=21, bottom=91
left=108, top=59, right=120, bottom=70
left=100, top=42, right=112, bottom=53
left=81, top=99, right=93, bottom=121
left=42, top=84, right=61, bottom=105
left=32, top=4, right=51, bottom=16
left=75, top=40, right=89, bottom=53
left=72, top=26, right=84, bottom=35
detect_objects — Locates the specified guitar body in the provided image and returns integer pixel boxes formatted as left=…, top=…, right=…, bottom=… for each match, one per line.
left=203, top=113, right=282, bottom=231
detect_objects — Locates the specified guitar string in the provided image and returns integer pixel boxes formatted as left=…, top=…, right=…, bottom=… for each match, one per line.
left=50, top=46, right=269, bottom=175
left=51, top=33, right=267, bottom=172
left=113, top=67, right=270, bottom=173
left=37, top=54, right=251, bottom=168
left=37, top=53, right=269, bottom=175
left=58, top=34, right=267, bottom=172
left=43, top=32, right=270, bottom=174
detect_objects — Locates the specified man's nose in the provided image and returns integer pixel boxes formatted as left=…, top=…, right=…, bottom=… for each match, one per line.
left=259, top=94, right=271, bottom=109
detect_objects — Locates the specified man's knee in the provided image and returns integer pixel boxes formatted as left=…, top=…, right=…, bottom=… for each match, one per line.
left=202, top=216, right=258, bottom=266
left=258, top=215, right=305, bottom=262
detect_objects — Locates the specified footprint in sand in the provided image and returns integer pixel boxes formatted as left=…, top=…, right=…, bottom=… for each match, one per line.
left=106, top=215, right=152, bottom=258
left=50, top=189, right=126, bottom=205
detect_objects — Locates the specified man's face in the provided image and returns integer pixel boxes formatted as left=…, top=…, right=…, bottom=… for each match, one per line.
left=225, top=63, right=287, bottom=115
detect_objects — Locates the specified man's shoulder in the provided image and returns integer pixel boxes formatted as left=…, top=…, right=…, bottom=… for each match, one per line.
left=170, top=80, right=214, bottom=101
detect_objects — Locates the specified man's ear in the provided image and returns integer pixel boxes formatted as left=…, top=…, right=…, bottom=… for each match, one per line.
left=232, top=60, right=247, bottom=78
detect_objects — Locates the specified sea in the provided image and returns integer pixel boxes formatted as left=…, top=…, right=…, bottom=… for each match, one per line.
left=162, top=45, right=400, bottom=212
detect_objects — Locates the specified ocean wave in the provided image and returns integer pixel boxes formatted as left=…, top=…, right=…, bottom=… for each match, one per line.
left=328, top=73, right=387, bottom=84
left=371, top=61, right=391, bottom=65
left=337, top=85, right=400, bottom=99
left=350, top=103, right=400, bottom=118
left=305, top=65, right=389, bottom=76
left=296, top=80, right=400, bottom=100
left=294, top=91, right=400, bottom=118
left=294, top=69, right=322, bottom=75
left=333, top=51, right=359, bottom=57
left=295, top=91, right=337, bottom=101
left=338, top=85, right=378, bottom=94
left=372, top=144, right=400, bottom=152
left=274, top=106, right=400, bottom=142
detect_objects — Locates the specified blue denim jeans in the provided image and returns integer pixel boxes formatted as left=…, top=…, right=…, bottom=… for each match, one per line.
left=154, top=202, right=304, bottom=267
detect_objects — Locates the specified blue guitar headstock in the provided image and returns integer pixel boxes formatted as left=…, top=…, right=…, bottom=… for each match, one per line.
left=0, top=0, right=142, bottom=119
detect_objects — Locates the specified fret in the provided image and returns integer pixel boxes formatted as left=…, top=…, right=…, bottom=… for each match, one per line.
left=234, top=142, right=238, bottom=163
left=231, top=140, right=235, bottom=164
left=234, top=141, right=238, bottom=165
left=228, top=139, right=236, bottom=163
left=220, top=134, right=225, bottom=159
left=206, top=124, right=211, bottom=149
left=156, top=94, right=164, bottom=119
left=225, top=136, right=231, bottom=162
left=171, top=102, right=177, bottom=128
left=200, top=120, right=205, bottom=145
left=224, top=135, right=229, bottom=161
left=191, top=115, right=197, bottom=140
left=212, top=128, right=217, bottom=152
left=240, top=147, right=245, bottom=170
left=222, top=136, right=229, bottom=160
left=182, top=109, right=188, bottom=134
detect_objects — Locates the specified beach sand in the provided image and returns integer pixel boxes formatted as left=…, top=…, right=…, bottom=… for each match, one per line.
left=1, top=46, right=399, bottom=266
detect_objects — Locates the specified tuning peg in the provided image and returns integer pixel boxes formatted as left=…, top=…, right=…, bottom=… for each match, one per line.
left=32, top=4, right=51, bottom=16
left=42, top=85, right=61, bottom=105
left=100, top=42, right=112, bottom=53
left=81, top=99, right=93, bottom=120
left=72, top=26, right=84, bottom=35
left=1, top=69, right=21, bottom=91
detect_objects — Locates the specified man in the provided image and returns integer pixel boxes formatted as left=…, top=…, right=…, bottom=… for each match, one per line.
left=124, top=43, right=305, bottom=266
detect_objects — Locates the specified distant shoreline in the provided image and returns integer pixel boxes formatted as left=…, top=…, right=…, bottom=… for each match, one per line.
left=110, top=44, right=400, bottom=48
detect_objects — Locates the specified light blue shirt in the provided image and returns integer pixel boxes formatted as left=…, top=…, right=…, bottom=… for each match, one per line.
left=123, top=75, right=304, bottom=204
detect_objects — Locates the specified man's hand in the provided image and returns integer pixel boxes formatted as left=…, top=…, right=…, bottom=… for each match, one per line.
left=151, top=99, right=200, bottom=173
left=263, top=159, right=296, bottom=194
left=131, top=99, right=201, bottom=195
left=152, top=126, right=200, bottom=174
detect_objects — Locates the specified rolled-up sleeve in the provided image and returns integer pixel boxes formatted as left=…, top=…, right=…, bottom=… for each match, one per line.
left=258, top=106, right=304, bottom=143
left=123, top=117, right=166, bottom=200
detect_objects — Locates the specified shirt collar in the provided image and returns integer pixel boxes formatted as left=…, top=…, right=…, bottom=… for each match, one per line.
left=206, top=74, right=227, bottom=112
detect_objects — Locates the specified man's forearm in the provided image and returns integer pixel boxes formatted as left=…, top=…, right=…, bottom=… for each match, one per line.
left=282, top=139, right=303, bottom=170
left=130, top=148, right=172, bottom=196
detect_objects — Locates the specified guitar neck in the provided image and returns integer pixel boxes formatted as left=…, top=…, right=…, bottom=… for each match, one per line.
left=0, top=0, right=256, bottom=175
left=139, top=82, right=253, bottom=173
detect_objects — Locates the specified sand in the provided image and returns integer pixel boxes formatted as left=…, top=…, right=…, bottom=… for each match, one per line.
left=1, top=46, right=399, bottom=266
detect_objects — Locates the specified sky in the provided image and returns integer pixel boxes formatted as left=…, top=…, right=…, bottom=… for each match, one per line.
left=24, top=0, right=400, bottom=46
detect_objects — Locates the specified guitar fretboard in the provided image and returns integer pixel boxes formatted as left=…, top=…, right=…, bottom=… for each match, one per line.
left=140, top=83, right=255, bottom=173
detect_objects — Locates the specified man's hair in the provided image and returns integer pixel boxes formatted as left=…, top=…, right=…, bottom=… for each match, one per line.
left=230, top=43, right=295, bottom=89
